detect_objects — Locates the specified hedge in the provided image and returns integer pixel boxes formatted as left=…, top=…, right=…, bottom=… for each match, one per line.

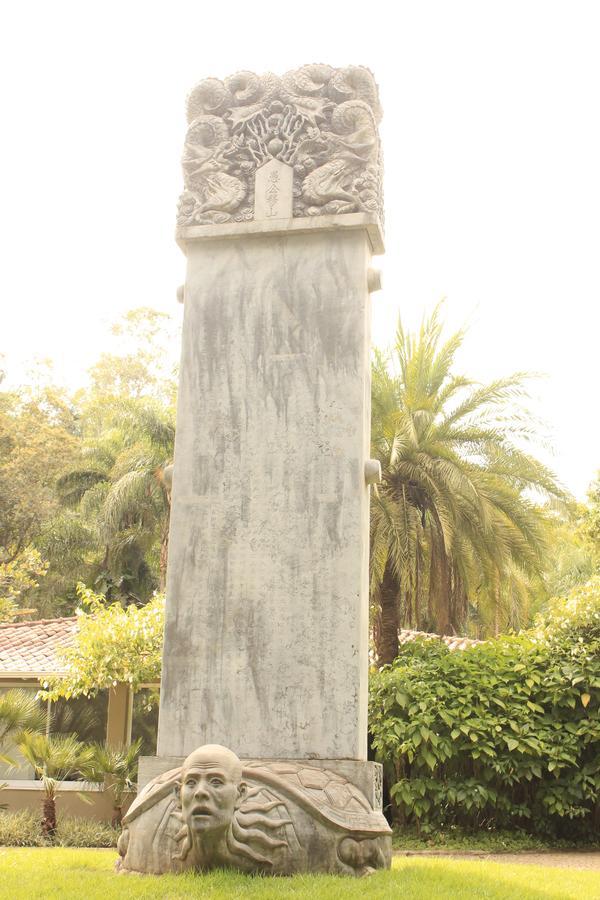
left=369, top=579, right=600, bottom=838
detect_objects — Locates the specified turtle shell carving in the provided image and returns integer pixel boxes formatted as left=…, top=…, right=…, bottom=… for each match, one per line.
left=118, top=747, right=391, bottom=877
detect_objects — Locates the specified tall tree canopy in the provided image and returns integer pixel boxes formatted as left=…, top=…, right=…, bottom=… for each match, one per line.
left=370, top=307, right=567, bottom=663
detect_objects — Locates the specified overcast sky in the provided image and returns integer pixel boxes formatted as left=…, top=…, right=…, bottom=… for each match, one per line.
left=1, top=1, right=598, bottom=499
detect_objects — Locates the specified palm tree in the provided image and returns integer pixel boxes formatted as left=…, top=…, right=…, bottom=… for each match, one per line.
left=53, top=396, right=174, bottom=603
left=86, top=739, right=142, bottom=826
left=17, top=732, right=94, bottom=836
left=370, top=306, right=567, bottom=663
left=0, top=690, right=45, bottom=764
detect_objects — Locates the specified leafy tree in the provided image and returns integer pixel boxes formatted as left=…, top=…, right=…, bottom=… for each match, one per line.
left=16, top=732, right=94, bottom=836
left=0, top=548, right=46, bottom=622
left=370, top=307, right=566, bottom=661
left=0, top=379, right=79, bottom=615
left=583, top=473, right=600, bottom=559
left=87, top=307, right=178, bottom=406
left=40, top=585, right=164, bottom=702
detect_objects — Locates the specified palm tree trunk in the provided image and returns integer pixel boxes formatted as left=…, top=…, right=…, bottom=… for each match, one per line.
left=159, top=527, right=169, bottom=591
left=42, top=795, right=56, bottom=837
left=376, top=564, right=400, bottom=666
left=111, top=806, right=123, bottom=828
left=430, top=536, right=452, bottom=635
left=158, top=487, right=171, bottom=591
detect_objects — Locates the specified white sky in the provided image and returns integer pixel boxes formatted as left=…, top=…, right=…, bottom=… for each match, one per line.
left=1, top=1, right=598, bottom=499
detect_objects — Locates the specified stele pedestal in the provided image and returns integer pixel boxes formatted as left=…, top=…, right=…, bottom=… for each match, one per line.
left=117, top=64, right=391, bottom=878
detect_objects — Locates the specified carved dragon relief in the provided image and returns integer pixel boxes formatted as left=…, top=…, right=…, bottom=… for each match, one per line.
left=176, top=65, right=383, bottom=228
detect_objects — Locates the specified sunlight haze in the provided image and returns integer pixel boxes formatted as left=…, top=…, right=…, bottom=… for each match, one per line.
left=1, top=0, right=598, bottom=499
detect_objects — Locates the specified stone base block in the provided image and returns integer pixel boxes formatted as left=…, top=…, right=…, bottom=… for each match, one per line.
left=139, top=755, right=384, bottom=811
left=119, top=746, right=391, bottom=877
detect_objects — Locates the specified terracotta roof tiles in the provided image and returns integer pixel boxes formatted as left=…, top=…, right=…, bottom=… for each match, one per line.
left=398, top=628, right=482, bottom=651
left=0, top=616, right=77, bottom=678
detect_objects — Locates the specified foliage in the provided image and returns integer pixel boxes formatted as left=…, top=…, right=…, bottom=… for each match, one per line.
left=53, top=393, right=175, bottom=599
left=85, top=738, right=142, bottom=825
left=537, top=509, right=597, bottom=605
left=583, top=472, right=600, bottom=551
left=0, top=547, right=47, bottom=621
left=0, top=308, right=178, bottom=618
left=392, top=825, right=599, bottom=850
left=0, top=379, right=79, bottom=616
left=40, top=585, right=164, bottom=701
left=16, top=731, right=96, bottom=834
left=370, top=305, right=567, bottom=661
left=370, top=579, right=600, bottom=837
left=0, top=810, right=119, bottom=847
left=0, top=689, right=46, bottom=763
left=1, top=849, right=599, bottom=900
left=17, top=732, right=95, bottom=793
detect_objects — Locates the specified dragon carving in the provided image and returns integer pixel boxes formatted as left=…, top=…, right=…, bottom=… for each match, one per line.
left=176, top=65, right=383, bottom=228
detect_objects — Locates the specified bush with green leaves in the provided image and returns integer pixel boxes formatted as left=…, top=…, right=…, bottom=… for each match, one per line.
left=39, top=584, right=164, bottom=701
left=369, top=579, right=600, bottom=837
left=0, top=810, right=118, bottom=847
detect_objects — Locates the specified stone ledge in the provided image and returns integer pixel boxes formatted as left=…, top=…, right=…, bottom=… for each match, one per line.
left=176, top=213, right=385, bottom=255
left=138, top=755, right=384, bottom=812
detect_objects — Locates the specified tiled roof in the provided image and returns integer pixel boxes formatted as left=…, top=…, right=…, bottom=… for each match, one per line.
left=0, top=617, right=78, bottom=678
left=398, top=628, right=482, bottom=651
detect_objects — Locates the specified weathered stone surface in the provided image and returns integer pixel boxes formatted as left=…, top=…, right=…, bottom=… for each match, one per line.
left=119, top=744, right=391, bottom=876
left=139, top=755, right=384, bottom=810
left=177, top=65, right=383, bottom=229
left=254, top=159, right=294, bottom=220
left=157, top=221, right=376, bottom=761
left=136, top=64, right=390, bottom=877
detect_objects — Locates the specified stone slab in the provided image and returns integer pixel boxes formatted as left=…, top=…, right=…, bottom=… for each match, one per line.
left=176, top=212, right=385, bottom=254
left=157, top=226, right=374, bottom=760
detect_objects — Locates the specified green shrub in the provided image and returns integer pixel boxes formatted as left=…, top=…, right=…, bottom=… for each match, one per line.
left=369, top=580, right=600, bottom=838
left=0, top=810, right=42, bottom=846
left=0, top=810, right=119, bottom=847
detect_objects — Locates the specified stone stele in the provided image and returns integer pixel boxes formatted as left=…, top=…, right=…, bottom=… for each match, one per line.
left=121, top=64, right=391, bottom=877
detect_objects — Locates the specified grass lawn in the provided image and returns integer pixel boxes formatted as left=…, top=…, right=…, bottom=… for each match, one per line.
left=0, top=848, right=598, bottom=899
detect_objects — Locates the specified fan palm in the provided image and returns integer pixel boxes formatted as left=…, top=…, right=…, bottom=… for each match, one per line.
left=0, top=690, right=46, bottom=764
left=370, top=306, right=567, bottom=663
left=16, top=732, right=94, bottom=836
left=86, top=738, right=142, bottom=826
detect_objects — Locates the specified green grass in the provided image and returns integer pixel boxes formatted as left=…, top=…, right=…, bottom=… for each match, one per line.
left=393, top=826, right=600, bottom=852
left=0, top=848, right=598, bottom=900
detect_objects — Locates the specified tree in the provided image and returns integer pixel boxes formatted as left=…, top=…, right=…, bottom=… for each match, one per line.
left=86, top=738, right=142, bottom=826
left=370, top=307, right=566, bottom=662
left=54, top=396, right=174, bottom=599
left=0, top=379, right=79, bottom=616
left=0, top=690, right=46, bottom=764
left=0, top=547, right=46, bottom=622
left=40, top=585, right=164, bottom=702
left=16, top=732, right=94, bottom=836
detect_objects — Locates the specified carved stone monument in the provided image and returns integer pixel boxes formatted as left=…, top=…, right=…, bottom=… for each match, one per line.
left=118, top=65, right=390, bottom=877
